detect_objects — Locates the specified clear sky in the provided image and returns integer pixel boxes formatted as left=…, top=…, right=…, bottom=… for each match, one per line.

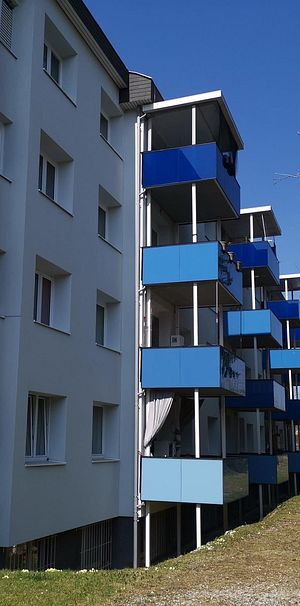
left=85, top=0, right=300, bottom=273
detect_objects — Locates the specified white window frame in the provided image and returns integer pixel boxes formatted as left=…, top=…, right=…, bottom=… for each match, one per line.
left=92, top=405, right=104, bottom=459
left=38, top=152, right=57, bottom=201
left=100, top=111, right=109, bottom=141
left=25, top=394, right=50, bottom=461
left=43, top=41, right=62, bottom=86
left=34, top=272, right=54, bottom=327
left=96, top=303, right=106, bottom=346
left=98, top=205, right=106, bottom=240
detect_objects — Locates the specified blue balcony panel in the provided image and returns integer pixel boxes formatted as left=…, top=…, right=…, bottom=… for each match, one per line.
left=142, top=143, right=240, bottom=222
left=143, top=242, right=243, bottom=306
left=141, top=457, right=248, bottom=505
left=226, top=379, right=285, bottom=411
left=267, top=300, right=300, bottom=327
left=248, top=454, right=288, bottom=485
left=288, top=452, right=300, bottom=473
left=270, top=349, right=300, bottom=373
left=228, top=241, right=280, bottom=286
left=142, top=346, right=245, bottom=396
left=224, top=309, right=283, bottom=348
left=273, top=400, right=300, bottom=421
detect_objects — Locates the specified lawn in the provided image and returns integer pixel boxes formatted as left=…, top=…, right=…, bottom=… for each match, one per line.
left=0, top=496, right=299, bottom=606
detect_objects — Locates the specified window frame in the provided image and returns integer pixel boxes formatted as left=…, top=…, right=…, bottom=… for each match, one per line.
left=98, top=206, right=106, bottom=239
left=25, top=394, right=50, bottom=462
left=38, top=153, right=57, bottom=201
left=43, top=41, right=62, bottom=86
left=92, top=405, right=104, bottom=458
left=100, top=112, right=109, bottom=141
left=33, top=271, right=54, bottom=327
left=96, top=303, right=105, bottom=346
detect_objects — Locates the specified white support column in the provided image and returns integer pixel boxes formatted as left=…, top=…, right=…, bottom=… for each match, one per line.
left=221, top=396, right=226, bottom=459
left=269, top=411, right=273, bottom=455
left=177, top=504, right=181, bottom=556
left=145, top=502, right=151, bottom=568
left=284, top=279, right=293, bottom=400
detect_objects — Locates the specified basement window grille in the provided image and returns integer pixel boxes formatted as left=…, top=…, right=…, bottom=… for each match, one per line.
left=4, top=535, right=56, bottom=570
left=80, top=519, right=112, bottom=569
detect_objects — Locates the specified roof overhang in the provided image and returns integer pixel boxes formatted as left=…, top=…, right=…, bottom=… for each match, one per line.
left=280, top=274, right=300, bottom=292
left=143, top=90, right=244, bottom=151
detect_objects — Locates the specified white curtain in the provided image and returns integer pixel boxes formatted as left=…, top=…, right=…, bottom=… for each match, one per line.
left=143, top=392, right=174, bottom=449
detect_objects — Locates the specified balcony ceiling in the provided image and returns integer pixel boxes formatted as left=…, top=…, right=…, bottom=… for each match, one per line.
left=224, top=206, right=281, bottom=241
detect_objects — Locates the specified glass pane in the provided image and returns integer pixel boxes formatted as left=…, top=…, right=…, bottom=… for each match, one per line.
left=98, top=207, right=106, bottom=238
left=100, top=114, right=108, bottom=140
left=46, top=161, right=55, bottom=199
left=36, top=398, right=46, bottom=456
left=50, top=51, right=60, bottom=83
left=38, top=155, right=43, bottom=191
left=92, top=407, right=103, bottom=455
left=43, top=44, right=48, bottom=70
left=96, top=305, right=104, bottom=345
left=33, top=273, right=39, bottom=321
left=41, top=277, right=51, bottom=325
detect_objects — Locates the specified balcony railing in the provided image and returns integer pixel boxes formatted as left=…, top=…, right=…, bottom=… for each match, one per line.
left=226, top=379, right=285, bottom=411
left=141, top=345, right=245, bottom=396
left=248, top=454, right=288, bottom=485
left=228, top=241, right=280, bottom=286
left=224, top=309, right=283, bottom=348
left=267, top=300, right=300, bottom=327
left=142, top=241, right=243, bottom=306
left=270, top=348, right=300, bottom=372
left=141, top=456, right=248, bottom=505
left=142, top=143, right=240, bottom=222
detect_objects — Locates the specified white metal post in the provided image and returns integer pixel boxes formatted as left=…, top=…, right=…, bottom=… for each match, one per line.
left=145, top=502, right=151, bottom=568
left=177, top=504, right=181, bottom=556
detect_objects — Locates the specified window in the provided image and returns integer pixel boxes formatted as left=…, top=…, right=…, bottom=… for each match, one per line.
left=0, top=0, right=13, bottom=49
left=96, top=304, right=104, bottom=346
left=25, top=392, right=67, bottom=464
left=92, top=406, right=103, bottom=456
left=43, top=43, right=61, bottom=85
left=38, top=154, right=56, bottom=200
left=44, top=15, right=77, bottom=100
left=100, top=113, right=109, bottom=140
left=96, top=290, right=121, bottom=351
left=34, top=256, right=71, bottom=332
left=98, top=207, right=106, bottom=239
left=39, top=130, right=74, bottom=212
left=26, top=395, right=49, bottom=460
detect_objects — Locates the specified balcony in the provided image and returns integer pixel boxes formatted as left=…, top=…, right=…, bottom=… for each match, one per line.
left=226, top=379, right=285, bottom=411
left=142, top=143, right=240, bottom=222
left=142, top=241, right=243, bottom=306
left=141, top=456, right=248, bottom=505
left=228, top=241, right=280, bottom=286
left=267, top=300, right=300, bottom=327
left=248, top=454, right=288, bottom=485
left=270, top=349, right=300, bottom=372
left=288, top=452, right=300, bottom=473
left=224, top=309, right=283, bottom=348
left=272, top=400, right=300, bottom=421
left=141, top=346, right=245, bottom=396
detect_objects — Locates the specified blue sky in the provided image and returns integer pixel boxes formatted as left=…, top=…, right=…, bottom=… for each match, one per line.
left=85, top=0, right=300, bottom=273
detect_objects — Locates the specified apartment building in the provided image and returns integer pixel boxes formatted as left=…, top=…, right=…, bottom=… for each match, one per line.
left=0, top=0, right=299, bottom=571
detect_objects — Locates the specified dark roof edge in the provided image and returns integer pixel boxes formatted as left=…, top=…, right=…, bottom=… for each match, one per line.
left=120, top=71, right=163, bottom=111
left=60, top=0, right=129, bottom=87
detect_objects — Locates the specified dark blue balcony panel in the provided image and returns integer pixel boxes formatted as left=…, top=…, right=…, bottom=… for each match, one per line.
left=224, top=309, right=283, bottom=348
left=226, top=379, right=285, bottom=411
left=142, top=143, right=240, bottom=222
left=270, top=349, right=300, bottom=373
left=267, top=300, right=300, bottom=327
left=272, top=400, right=300, bottom=421
left=141, top=456, right=248, bottom=505
left=141, top=346, right=245, bottom=396
left=228, top=241, right=280, bottom=286
left=143, top=242, right=243, bottom=306
left=288, top=452, right=300, bottom=473
left=248, top=454, right=288, bottom=485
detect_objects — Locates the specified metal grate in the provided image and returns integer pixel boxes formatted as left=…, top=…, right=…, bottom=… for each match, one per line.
left=5, top=535, right=56, bottom=571
left=81, top=520, right=112, bottom=569
left=0, top=1, right=13, bottom=49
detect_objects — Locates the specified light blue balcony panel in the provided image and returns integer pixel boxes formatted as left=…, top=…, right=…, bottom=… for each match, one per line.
left=143, top=242, right=243, bottom=305
left=226, top=379, right=285, bottom=411
left=141, top=457, right=248, bottom=505
left=270, top=349, right=300, bottom=372
left=248, top=454, right=288, bottom=485
left=267, top=300, right=300, bottom=327
left=141, top=346, right=245, bottom=396
left=224, top=309, right=283, bottom=348
left=228, top=241, right=280, bottom=286
left=142, top=143, right=240, bottom=222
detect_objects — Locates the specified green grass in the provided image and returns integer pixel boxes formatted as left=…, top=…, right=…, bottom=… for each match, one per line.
left=0, top=496, right=300, bottom=606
